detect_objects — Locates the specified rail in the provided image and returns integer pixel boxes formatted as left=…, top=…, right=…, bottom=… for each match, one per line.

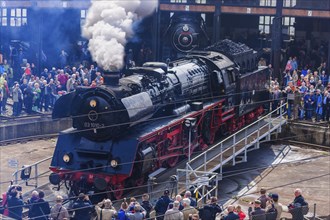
left=177, top=104, right=287, bottom=205
left=188, top=103, right=286, bottom=171
left=12, top=156, right=52, bottom=188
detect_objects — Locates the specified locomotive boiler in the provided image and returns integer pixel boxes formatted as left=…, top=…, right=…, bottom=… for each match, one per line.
left=49, top=40, right=270, bottom=199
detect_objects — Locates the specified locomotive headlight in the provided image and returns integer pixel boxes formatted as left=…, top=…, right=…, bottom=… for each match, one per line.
left=63, top=153, right=72, bottom=163
left=110, top=159, right=118, bottom=168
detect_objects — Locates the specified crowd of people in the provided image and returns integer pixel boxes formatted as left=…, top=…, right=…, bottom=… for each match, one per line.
left=0, top=60, right=104, bottom=116
left=268, top=59, right=330, bottom=122
left=1, top=185, right=309, bottom=220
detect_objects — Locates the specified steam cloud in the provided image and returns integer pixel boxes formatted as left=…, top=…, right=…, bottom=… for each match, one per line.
left=82, top=0, right=158, bottom=71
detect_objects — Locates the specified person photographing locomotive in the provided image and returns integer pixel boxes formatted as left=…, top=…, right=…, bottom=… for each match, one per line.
left=6, top=185, right=24, bottom=220
left=94, top=198, right=116, bottom=220
left=248, top=200, right=266, bottom=220
left=71, top=193, right=93, bottom=220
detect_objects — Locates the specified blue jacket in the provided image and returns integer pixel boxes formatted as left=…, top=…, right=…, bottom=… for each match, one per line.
left=72, top=199, right=93, bottom=220
left=7, top=196, right=24, bottom=220
left=30, top=199, right=51, bottom=220
left=224, top=211, right=240, bottom=220
left=154, top=196, right=173, bottom=215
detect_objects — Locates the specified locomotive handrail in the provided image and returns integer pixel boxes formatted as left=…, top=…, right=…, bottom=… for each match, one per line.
left=188, top=103, right=287, bottom=166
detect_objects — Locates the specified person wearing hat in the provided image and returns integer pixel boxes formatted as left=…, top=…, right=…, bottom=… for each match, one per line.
left=154, top=189, right=173, bottom=220
left=248, top=199, right=266, bottom=220
left=72, top=193, right=93, bottom=220
left=265, top=193, right=286, bottom=220
left=199, top=196, right=222, bottom=220
left=95, top=199, right=116, bottom=220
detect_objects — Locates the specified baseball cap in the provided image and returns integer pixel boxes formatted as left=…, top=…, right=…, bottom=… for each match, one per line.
left=164, top=189, right=170, bottom=195
left=254, top=200, right=262, bottom=204
left=271, top=193, right=279, bottom=199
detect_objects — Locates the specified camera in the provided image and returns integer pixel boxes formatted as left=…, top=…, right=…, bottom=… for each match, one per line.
left=16, top=186, right=22, bottom=191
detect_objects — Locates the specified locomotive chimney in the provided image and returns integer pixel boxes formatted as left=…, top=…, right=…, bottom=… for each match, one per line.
left=103, top=69, right=121, bottom=86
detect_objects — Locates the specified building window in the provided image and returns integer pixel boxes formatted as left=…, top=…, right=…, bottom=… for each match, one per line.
left=259, top=15, right=274, bottom=34
left=0, top=8, right=8, bottom=26
left=283, top=16, right=295, bottom=36
left=10, top=8, right=27, bottom=26
left=170, top=0, right=187, bottom=3
left=259, top=0, right=277, bottom=7
left=195, top=0, right=206, bottom=4
left=283, top=0, right=296, bottom=7
left=81, top=9, right=86, bottom=26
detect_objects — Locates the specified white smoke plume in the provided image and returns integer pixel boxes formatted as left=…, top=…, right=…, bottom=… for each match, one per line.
left=82, top=0, right=158, bottom=71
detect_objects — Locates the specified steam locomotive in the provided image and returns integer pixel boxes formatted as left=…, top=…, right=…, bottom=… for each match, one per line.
left=49, top=40, right=269, bottom=199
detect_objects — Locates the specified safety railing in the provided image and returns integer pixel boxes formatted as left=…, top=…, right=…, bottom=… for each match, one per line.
left=177, top=169, right=219, bottom=204
left=186, top=103, right=287, bottom=176
left=12, top=156, right=52, bottom=188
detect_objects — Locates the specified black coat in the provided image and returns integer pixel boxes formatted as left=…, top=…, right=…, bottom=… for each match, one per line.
left=30, top=198, right=51, bottom=220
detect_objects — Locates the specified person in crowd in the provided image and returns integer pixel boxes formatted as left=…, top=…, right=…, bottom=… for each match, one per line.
left=23, top=82, right=33, bottom=114
left=298, top=97, right=305, bottom=120
left=141, top=193, right=153, bottom=219
left=304, top=91, right=315, bottom=120
left=23, top=63, right=31, bottom=81
left=315, top=89, right=323, bottom=121
left=288, top=189, right=309, bottom=220
left=29, top=191, right=50, bottom=220
left=258, top=188, right=270, bottom=209
left=41, top=80, right=51, bottom=111
left=154, top=189, right=173, bottom=220
left=59, top=49, right=69, bottom=68
left=66, top=73, right=77, bottom=92
left=181, top=198, right=198, bottom=220
left=12, top=82, right=22, bottom=116
left=32, top=82, right=41, bottom=112
left=224, top=205, right=239, bottom=220
left=199, top=196, right=222, bottom=220
left=184, top=191, right=197, bottom=208
left=26, top=190, right=39, bottom=218
left=325, top=91, right=330, bottom=121
left=126, top=204, right=146, bottom=220
left=57, top=69, right=68, bottom=91
left=95, top=71, right=104, bottom=86
left=248, top=200, right=266, bottom=220
left=41, top=68, right=49, bottom=79
left=72, top=193, right=93, bottom=220
left=50, top=195, right=70, bottom=220
left=265, top=193, right=285, bottom=220
left=117, top=198, right=129, bottom=220
left=316, top=80, right=325, bottom=92
left=235, top=205, right=246, bottom=220
left=95, top=199, right=116, bottom=220
left=1, top=78, right=9, bottom=112
left=320, top=71, right=328, bottom=87
left=190, top=213, right=200, bottom=220
left=3, top=59, right=14, bottom=87
left=291, top=57, right=298, bottom=71
left=7, top=187, right=24, bottom=220
left=175, top=194, right=184, bottom=210
left=164, top=201, right=183, bottom=220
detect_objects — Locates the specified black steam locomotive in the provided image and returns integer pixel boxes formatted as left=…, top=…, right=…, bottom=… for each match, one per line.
left=49, top=40, right=269, bottom=199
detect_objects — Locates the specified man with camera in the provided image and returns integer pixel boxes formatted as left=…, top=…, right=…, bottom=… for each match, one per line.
left=7, top=185, right=24, bottom=220
left=72, top=193, right=93, bottom=220
left=248, top=200, right=266, bottom=220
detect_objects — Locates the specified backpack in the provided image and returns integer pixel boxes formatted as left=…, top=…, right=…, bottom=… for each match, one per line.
left=266, top=204, right=277, bottom=220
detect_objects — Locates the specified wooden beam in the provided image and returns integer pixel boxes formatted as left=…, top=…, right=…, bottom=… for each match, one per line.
left=221, top=6, right=276, bottom=15
left=282, top=8, right=330, bottom=18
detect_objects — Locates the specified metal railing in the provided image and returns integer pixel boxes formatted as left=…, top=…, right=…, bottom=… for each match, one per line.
left=176, top=169, right=219, bottom=205
left=12, top=156, right=52, bottom=188
left=187, top=103, right=287, bottom=175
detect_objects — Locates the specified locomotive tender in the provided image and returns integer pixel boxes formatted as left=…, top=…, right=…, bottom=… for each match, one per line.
left=49, top=40, right=270, bottom=199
